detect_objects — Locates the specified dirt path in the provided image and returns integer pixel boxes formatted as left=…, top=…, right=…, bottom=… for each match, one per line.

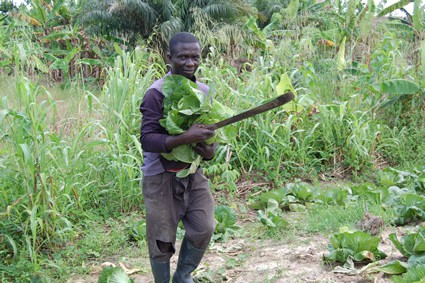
left=73, top=228, right=402, bottom=283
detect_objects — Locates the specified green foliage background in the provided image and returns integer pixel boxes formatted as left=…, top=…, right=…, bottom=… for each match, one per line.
left=0, top=0, right=425, bottom=281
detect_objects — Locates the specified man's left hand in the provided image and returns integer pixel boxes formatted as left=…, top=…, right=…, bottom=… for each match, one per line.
left=194, top=142, right=217, bottom=160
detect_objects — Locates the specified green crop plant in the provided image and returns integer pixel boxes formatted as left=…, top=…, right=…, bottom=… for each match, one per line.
left=389, top=227, right=425, bottom=266
left=392, top=265, right=425, bottom=283
left=307, top=102, right=384, bottom=174
left=98, top=266, right=134, bottom=283
left=0, top=77, right=76, bottom=267
left=379, top=227, right=425, bottom=277
left=214, top=205, right=240, bottom=241
left=324, top=227, right=387, bottom=264
left=89, top=50, right=163, bottom=212
left=256, top=199, right=289, bottom=238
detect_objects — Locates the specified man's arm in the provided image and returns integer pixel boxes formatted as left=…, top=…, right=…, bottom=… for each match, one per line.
left=140, top=88, right=169, bottom=153
left=165, top=124, right=215, bottom=151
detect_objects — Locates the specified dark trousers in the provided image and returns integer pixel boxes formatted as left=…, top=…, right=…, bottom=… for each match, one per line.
left=142, top=168, right=215, bottom=262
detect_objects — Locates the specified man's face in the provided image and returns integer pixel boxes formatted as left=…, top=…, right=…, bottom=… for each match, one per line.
left=169, top=42, right=201, bottom=79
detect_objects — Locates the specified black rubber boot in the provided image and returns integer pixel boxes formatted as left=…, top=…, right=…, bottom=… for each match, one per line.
left=150, top=258, right=171, bottom=283
left=172, top=237, right=206, bottom=283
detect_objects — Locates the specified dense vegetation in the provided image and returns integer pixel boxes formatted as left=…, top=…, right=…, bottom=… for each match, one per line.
left=1, top=0, right=424, bottom=282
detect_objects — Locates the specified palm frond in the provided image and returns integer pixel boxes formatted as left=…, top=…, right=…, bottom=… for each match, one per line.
left=202, top=3, right=239, bottom=20
left=377, top=0, right=414, bottom=17
left=157, top=17, right=183, bottom=42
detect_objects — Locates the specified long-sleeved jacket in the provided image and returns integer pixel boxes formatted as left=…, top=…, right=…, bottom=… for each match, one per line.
left=139, top=73, right=209, bottom=176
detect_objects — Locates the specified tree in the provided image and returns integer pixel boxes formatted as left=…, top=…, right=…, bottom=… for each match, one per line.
left=78, top=0, right=178, bottom=44
left=0, top=0, right=16, bottom=15
left=174, top=0, right=253, bottom=31
left=250, top=0, right=290, bottom=28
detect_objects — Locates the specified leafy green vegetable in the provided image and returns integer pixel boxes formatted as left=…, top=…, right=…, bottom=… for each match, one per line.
left=324, top=228, right=387, bottom=264
left=251, top=188, right=287, bottom=210
left=214, top=205, right=239, bottom=241
left=160, top=75, right=233, bottom=177
left=98, top=266, right=134, bottom=283
left=128, top=220, right=146, bottom=242
left=392, top=193, right=425, bottom=225
left=392, top=264, right=425, bottom=283
left=317, top=187, right=348, bottom=205
left=252, top=182, right=349, bottom=211
left=389, top=228, right=425, bottom=266
left=378, top=260, right=409, bottom=275
left=257, top=199, right=289, bottom=234
left=160, top=75, right=211, bottom=134
left=350, top=182, right=382, bottom=203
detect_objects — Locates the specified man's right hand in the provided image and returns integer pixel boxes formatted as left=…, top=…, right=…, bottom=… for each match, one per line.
left=184, top=124, right=215, bottom=143
left=165, top=124, right=215, bottom=151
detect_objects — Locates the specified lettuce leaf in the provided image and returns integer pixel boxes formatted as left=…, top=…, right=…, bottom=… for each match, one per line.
left=392, top=264, right=425, bottom=283
left=389, top=228, right=425, bottom=266
left=324, top=228, right=387, bottom=263
left=160, top=75, right=233, bottom=177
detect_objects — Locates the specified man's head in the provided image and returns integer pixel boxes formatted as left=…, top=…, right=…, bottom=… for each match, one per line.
left=168, top=32, right=201, bottom=79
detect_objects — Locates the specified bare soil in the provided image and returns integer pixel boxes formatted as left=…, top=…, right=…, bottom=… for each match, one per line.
left=71, top=226, right=404, bottom=283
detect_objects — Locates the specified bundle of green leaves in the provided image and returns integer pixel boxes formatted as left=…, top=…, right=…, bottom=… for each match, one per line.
left=389, top=228, right=425, bottom=266
left=98, top=266, right=134, bottom=283
left=214, top=205, right=240, bottom=241
left=324, top=227, right=387, bottom=264
left=160, top=75, right=233, bottom=177
left=378, top=228, right=425, bottom=277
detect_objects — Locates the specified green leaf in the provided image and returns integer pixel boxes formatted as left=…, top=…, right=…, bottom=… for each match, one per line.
left=379, top=260, right=409, bottom=275
left=377, top=0, right=413, bottom=17
left=392, top=264, right=425, bottom=283
left=128, top=221, right=146, bottom=242
left=378, top=79, right=419, bottom=95
left=275, top=73, right=301, bottom=112
left=414, top=233, right=425, bottom=254
left=288, top=203, right=306, bottom=212
left=389, top=233, right=410, bottom=257
left=78, top=58, right=103, bottom=66
left=408, top=254, right=425, bottom=266
left=215, top=205, right=238, bottom=234
left=421, top=40, right=425, bottom=80
left=283, top=0, right=300, bottom=20
left=98, top=266, right=133, bottom=283
left=114, top=43, right=123, bottom=56
left=325, top=230, right=386, bottom=263
left=162, top=144, right=198, bottom=164
left=4, top=234, right=17, bottom=258
left=258, top=189, right=287, bottom=207
left=31, top=55, right=49, bottom=74
left=160, top=75, right=232, bottom=175
left=337, top=36, right=346, bottom=71
left=0, top=59, right=12, bottom=67
left=50, top=58, right=68, bottom=70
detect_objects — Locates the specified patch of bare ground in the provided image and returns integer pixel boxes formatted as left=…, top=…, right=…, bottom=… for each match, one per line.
left=70, top=227, right=403, bottom=283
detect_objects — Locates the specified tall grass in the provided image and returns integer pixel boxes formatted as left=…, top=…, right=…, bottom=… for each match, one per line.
left=0, top=49, right=165, bottom=278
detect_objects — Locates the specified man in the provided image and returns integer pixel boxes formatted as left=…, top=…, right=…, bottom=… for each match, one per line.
left=140, top=32, right=217, bottom=283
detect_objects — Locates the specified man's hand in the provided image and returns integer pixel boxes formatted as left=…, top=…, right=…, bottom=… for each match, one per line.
left=165, top=124, right=215, bottom=151
left=194, top=142, right=217, bottom=160
left=184, top=124, right=215, bottom=144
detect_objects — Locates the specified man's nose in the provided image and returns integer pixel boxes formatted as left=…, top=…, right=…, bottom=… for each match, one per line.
left=186, top=58, right=195, bottom=66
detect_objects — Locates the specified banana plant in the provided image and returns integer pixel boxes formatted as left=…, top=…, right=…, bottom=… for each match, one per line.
left=377, top=0, right=425, bottom=94
left=378, top=0, right=424, bottom=38
left=25, top=0, right=72, bottom=30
